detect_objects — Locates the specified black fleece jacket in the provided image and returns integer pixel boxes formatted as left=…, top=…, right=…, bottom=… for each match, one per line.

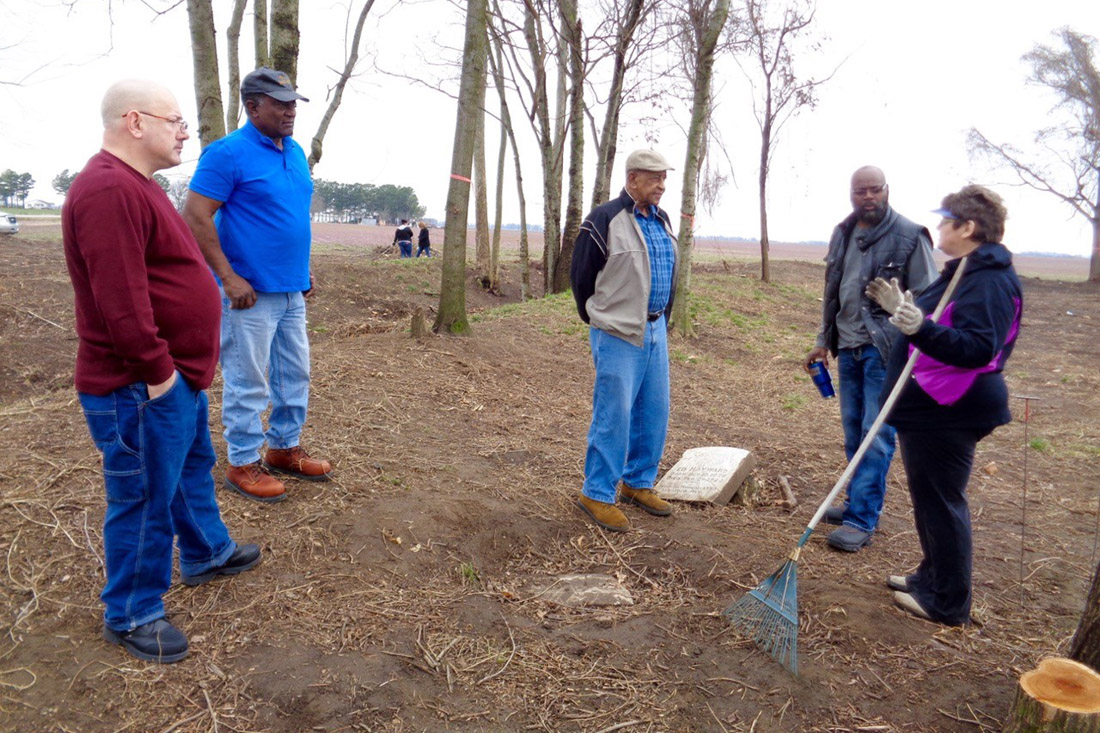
left=883, top=242, right=1023, bottom=433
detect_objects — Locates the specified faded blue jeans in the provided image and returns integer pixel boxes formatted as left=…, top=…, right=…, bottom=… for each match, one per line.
left=581, top=318, right=670, bottom=504
left=220, top=289, right=311, bottom=467
left=79, top=376, right=236, bottom=632
left=837, top=345, right=897, bottom=533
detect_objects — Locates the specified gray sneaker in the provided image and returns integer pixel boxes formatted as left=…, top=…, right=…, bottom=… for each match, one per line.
left=826, top=525, right=873, bottom=552
left=886, top=575, right=909, bottom=591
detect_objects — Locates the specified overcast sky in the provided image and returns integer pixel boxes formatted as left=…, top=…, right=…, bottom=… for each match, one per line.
left=1, top=0, right=1096, bottom=258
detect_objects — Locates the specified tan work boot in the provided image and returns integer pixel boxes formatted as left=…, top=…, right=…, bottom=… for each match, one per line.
left=225, top=462, right=286, bottom=503
left=577, top=494, right=630, bottom=532
left=263, top=446, right=332, bottom=481
left=619, top=484, right=672, bottom=516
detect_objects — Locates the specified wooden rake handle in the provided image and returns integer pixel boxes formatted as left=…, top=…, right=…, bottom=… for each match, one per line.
left=796, top=256, right=970, bottom=547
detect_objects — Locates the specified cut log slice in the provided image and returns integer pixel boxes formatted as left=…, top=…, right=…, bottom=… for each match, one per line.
left=1021, top=658, right=1100, bottom=714
left=1006, top=657, right=1100, bottom=733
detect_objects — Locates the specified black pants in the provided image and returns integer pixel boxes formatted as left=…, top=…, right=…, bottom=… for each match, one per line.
left=898, top=428, right=989, bottom=626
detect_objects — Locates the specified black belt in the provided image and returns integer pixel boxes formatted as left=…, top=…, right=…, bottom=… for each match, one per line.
left=647, top=310, right=664, bottom=322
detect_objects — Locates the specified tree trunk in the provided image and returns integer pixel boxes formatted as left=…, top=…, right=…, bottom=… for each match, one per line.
left=1004, top=657, right=1100, bottom=732
left=186, top=0, right=226, bottom=148
left=522, top=11, right=563, bottom=297
left=474, top=101, right=491, bottom=281
left=1071, top=559, right=1100, bottom=668
left=225, top=0, right=247, bottom=133
left=488, top=18, right=531, bottom=299
left=270, top=0, right=300, bottom=81
left=308, top=0, right=377, bottom=172
left=590, top=0, right=644, bottom=211
left=670, top=0, right=730, bottom=339
left=254, top=0, right=270, bottom=68
left=758, top=103, right=772, bottom=283
left=547, top=24, right=568, bottom=294
left=434, top=0, right=488, bottom=335
left=554, top=0, right=584, bottom=293
left=490, top=101, right=506, bottom=292
left=1090, top=217, right=1099, bottom=283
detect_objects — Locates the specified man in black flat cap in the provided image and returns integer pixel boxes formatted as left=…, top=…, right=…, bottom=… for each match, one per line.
left=184, top=68, right=333, bottom=504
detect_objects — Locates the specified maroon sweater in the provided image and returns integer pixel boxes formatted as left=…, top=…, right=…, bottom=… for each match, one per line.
left=63, top=151, right=221, bottom=395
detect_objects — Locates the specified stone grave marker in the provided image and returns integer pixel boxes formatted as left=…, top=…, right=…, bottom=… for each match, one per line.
left=531, top=574, right=634, bottom=607
left=654, top=446, right=756, bottom=505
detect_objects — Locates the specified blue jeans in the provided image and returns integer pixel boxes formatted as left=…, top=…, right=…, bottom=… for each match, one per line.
left=416, top=245, right=432, bottom=258
left=837, top=345, right=897, bottom=532
left=220, top=290, right=311, bottom=467
left=79, top=377, right=236, bottom=632
left=398, top=241, right=413, bottom=258
left=582, top=318, right=670, bottom=504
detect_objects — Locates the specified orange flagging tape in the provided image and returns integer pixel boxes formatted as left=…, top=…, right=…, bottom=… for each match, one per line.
left=450, top=173, right=472, bottom=183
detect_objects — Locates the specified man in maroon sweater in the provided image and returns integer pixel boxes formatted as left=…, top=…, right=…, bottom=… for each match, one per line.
left=63, top=79, right=261, bottom=664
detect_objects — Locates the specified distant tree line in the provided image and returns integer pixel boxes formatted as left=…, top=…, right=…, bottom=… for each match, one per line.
left=0, top=170, right=36, bottom=208
left=53, top=168, right=172, bottom=200
left=311, top=179, right=425, bottom=224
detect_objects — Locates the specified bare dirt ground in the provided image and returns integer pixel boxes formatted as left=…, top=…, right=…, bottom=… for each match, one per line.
left=1, top=221, right=1098, bottom=732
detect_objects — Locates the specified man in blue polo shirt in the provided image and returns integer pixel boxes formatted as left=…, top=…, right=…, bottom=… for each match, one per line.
left=569, top=149, right=679, bottom=532
left=184, top=67, right=332, bottom=503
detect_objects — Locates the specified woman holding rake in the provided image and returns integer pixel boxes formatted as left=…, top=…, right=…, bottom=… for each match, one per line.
left=867, top=184, right=1023, bottom=626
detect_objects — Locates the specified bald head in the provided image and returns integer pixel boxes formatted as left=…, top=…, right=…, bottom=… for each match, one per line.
left=850, top=166, right=885, bottom=188
left=101, top=79, right=176, bottom=129
left=849, top=166, right=889, bottom=226
left=99, top=80, right=189, bottom=177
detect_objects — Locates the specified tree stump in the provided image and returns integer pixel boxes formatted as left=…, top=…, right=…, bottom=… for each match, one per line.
left=1004, top=657, right=1100, bottom=732
left=410, top=307, right=426, bottom=339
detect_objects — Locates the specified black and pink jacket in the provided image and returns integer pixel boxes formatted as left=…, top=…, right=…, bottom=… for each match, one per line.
left=883, top=241, right=1023, bottom=433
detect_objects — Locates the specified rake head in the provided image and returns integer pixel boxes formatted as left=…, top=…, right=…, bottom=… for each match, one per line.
left=723, top=553, right=800, bottom=674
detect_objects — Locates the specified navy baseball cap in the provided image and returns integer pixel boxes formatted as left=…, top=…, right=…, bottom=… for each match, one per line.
left=241, top=67, right=309, bottom=102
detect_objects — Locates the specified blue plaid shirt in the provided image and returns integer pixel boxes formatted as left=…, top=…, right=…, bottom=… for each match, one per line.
left=634, top=205, right=675, bottom=314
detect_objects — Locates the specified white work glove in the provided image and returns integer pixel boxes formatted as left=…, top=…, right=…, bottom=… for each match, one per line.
left=890, top=292, right=924, bottom=335
left=866, top=277, right=907, bottom=315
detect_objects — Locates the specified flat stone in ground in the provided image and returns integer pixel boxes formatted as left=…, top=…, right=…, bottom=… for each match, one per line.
left=655, top=446, right=756, bottom=505
left=531, top=573, right=634, bottom=607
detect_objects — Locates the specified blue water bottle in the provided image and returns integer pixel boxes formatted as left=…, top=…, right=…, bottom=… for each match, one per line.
left=809, top=360, right=835, bottom=399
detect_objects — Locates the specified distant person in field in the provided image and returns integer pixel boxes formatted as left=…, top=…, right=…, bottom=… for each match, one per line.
left=569, top=149, right=679, bottom=532
left=63, top=79, right=260, bottom=664
left=394, top=219, right=415, bottom=258
left=868, top=185, right=1022, bottom=624
left=416, top=221, right=432, bottom=257
left=184, top=67, right=332, bottom=504
left=804, top=166, right=937, bottom=552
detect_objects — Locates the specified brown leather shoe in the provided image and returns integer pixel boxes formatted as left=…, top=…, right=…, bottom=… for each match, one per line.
left=619, top=485, right=672, bottom=516
left=577, top=494, right=630, bottom=532
left=263, top=446, right=332, bottom=481
left=225, top=462, right=286, bottom=503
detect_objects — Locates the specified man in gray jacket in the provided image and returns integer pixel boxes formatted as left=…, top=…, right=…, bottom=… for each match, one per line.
left=804, top=165, right=937, bottom=551
left=570, top=150, right=679, bottom=532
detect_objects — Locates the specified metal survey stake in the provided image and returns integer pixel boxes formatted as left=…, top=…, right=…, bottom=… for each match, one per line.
left=1014, top=394, right=1040, bottom=609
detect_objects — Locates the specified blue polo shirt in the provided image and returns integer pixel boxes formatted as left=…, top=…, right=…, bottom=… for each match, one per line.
left=633, top=204, right=675, bottom=313
left=189, top=121, right=313, bottom=292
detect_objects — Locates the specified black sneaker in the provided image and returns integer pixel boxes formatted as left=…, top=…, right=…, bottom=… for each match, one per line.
left=104, top=618, right=188, bottom=663
left=826, top=525, right=873, bottom=552
left=181, top=543, right=262, bottom=587
left=822, top=503, right=848, bottom=526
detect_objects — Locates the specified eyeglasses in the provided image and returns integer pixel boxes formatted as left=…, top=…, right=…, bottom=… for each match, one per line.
left=851, top=184, right=887, bottom=197
left=124, top=110, right=189, bottom=133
